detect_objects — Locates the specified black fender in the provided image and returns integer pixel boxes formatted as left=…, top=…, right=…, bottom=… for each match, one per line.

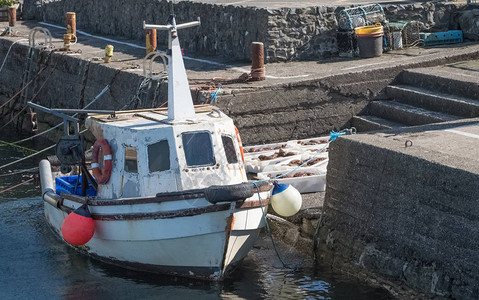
left=204, top=183, right=255, bottom=204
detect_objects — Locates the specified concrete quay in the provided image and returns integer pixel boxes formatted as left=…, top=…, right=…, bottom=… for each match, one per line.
left=352, top=61, right=479, bottom=131
left=317, top=119, right=479, bottom=298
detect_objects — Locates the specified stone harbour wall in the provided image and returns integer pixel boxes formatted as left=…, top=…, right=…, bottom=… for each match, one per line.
left=0, top=39, right=161, bottom=138
left=22, top=0, right=269, bottom=62
left=458, top=8, right=479, bottom=40
left=265, top=7, right=339, bottom=61
left=383, top=2, right=460, bottom=31
left=316, top=133, right=479, bottom=299
left=22, top=0, right=470, bottom=62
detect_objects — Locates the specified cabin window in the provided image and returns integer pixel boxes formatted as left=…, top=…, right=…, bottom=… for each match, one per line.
left=124, top=146, right=138, bottom=173
left=148, top=140, right=170, bottom=172
left=182, top=131, right=216, bottom=167
left=221, top=135, right=238, bottom=164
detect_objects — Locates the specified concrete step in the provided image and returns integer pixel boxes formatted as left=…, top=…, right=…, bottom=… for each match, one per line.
left=368, top=100, right=461, bottom=126
left=397, top=68, right=479, bottom=100
left=386, top=85, right=479, bottom=118
left=351, top=115, right=405, bottom=132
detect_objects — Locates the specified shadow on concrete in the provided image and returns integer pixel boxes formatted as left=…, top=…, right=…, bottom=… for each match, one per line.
left=363, top=118, right=479, bottom=138
left=20, top=20, right=245, bottom=73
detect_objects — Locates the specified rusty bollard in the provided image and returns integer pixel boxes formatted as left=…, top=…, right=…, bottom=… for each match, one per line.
left=66, top=12, right=76, bottom=37
left=146, top=29, right=157, bottom=54
left=8, top=6, right=16, bottom=28
left=250, top=42, right=265, bottom=81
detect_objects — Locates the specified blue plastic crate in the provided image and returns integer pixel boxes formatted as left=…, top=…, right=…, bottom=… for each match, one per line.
left=420, top=30, right=463, bottom=46
left=55, top=175, right=97, bottom=196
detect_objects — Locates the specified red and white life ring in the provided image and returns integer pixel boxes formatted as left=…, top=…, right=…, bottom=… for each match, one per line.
left=91, top=139, right=113, bottom=184
left=234, top=126, right=245, bottom=163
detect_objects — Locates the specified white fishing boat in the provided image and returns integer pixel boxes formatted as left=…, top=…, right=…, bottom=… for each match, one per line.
left=35, top=16, right=274, bottom=280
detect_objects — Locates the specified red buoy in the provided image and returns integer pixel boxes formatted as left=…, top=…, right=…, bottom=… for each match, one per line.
left=61, top=204, right=95, bottom=246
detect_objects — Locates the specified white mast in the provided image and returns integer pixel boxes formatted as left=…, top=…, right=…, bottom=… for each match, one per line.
left=143, top=16, right=200, bottom=121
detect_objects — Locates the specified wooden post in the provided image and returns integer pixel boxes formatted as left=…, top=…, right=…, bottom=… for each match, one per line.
left=146, top=29, right=157, bottom=54
left=66, top=12, right=76, bottom=36
left=251, top=42, right=265, bottom=81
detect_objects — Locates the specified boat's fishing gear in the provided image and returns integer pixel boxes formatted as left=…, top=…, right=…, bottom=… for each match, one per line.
left=253, top=128, right=356, bottom=184
left=25, top=102, right=113, bottom=194
left=251, top=128, right=356, bottom=269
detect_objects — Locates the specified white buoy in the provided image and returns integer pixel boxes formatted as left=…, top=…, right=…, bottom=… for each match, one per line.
left=270, top=182, right=302, bottom=217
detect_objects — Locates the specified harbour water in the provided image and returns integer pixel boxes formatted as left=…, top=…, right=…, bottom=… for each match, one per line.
left=0, top=145, right=392, bottom=299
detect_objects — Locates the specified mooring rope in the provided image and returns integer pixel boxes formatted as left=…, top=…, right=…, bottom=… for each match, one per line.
left=0, top=129, right=87, bottom=171
left=0, top=50, right=54, bottom=112
left=0, top=39, right=29, bottom=74
left=0, top=177, right=35, bottom=194
left=11, top=75, right=112, bottom=144
left=0, top=68, right=45, bottom=111
left=0, top=140, right=38, bottom=155
left=252, top=181, right=289, bottom=269
left=0, top=144, right=55, bottom=171
left=209, top=86, right=222, bottom=104
left=0, top=54, right=60, bottom=132
left=0, top=68, right=117, bottom=170
left=0, top=166, right=38, bottom=177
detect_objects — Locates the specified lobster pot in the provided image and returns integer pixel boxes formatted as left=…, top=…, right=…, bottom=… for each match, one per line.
left=355, top=24, right=384, bottom=58
left=337, top=30, right=357, bottom=57
left=387, top=21, right=421, bottom=49
left=392, top=32, right=403, bottom=49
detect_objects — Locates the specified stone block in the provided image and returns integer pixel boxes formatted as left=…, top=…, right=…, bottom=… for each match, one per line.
left=459, top=9, right=479, bottom=40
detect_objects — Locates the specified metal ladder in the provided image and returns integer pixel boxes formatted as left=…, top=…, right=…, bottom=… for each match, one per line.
left=18, top=27, right=54, bottom=108
left=18, top=47, right=37, bottom=108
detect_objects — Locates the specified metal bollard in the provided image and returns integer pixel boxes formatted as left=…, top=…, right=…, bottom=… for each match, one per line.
left=146, top=29, right=157, bottom=54
left=8, top=6, right=16, bottom=28
left=104, top=45, right=114, bottom=63
left=66, top=12, right=76, bottom=36
left=63, top=34, right=72, bottom=50
left=250, top=42, right=265, bottom=81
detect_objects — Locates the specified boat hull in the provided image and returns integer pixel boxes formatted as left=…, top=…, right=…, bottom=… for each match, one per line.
left=44, top=195, right=268, bottom=280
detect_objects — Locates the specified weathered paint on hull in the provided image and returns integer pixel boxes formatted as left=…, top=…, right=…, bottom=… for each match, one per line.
left=44, top=201, right=266, bottom=280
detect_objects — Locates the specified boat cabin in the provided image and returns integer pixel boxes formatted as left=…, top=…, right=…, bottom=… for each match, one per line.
left=85, top=106, right=247, bottom=199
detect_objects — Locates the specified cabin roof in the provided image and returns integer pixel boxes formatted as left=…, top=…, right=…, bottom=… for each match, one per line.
left=86, top=105, right=229, bottom=131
